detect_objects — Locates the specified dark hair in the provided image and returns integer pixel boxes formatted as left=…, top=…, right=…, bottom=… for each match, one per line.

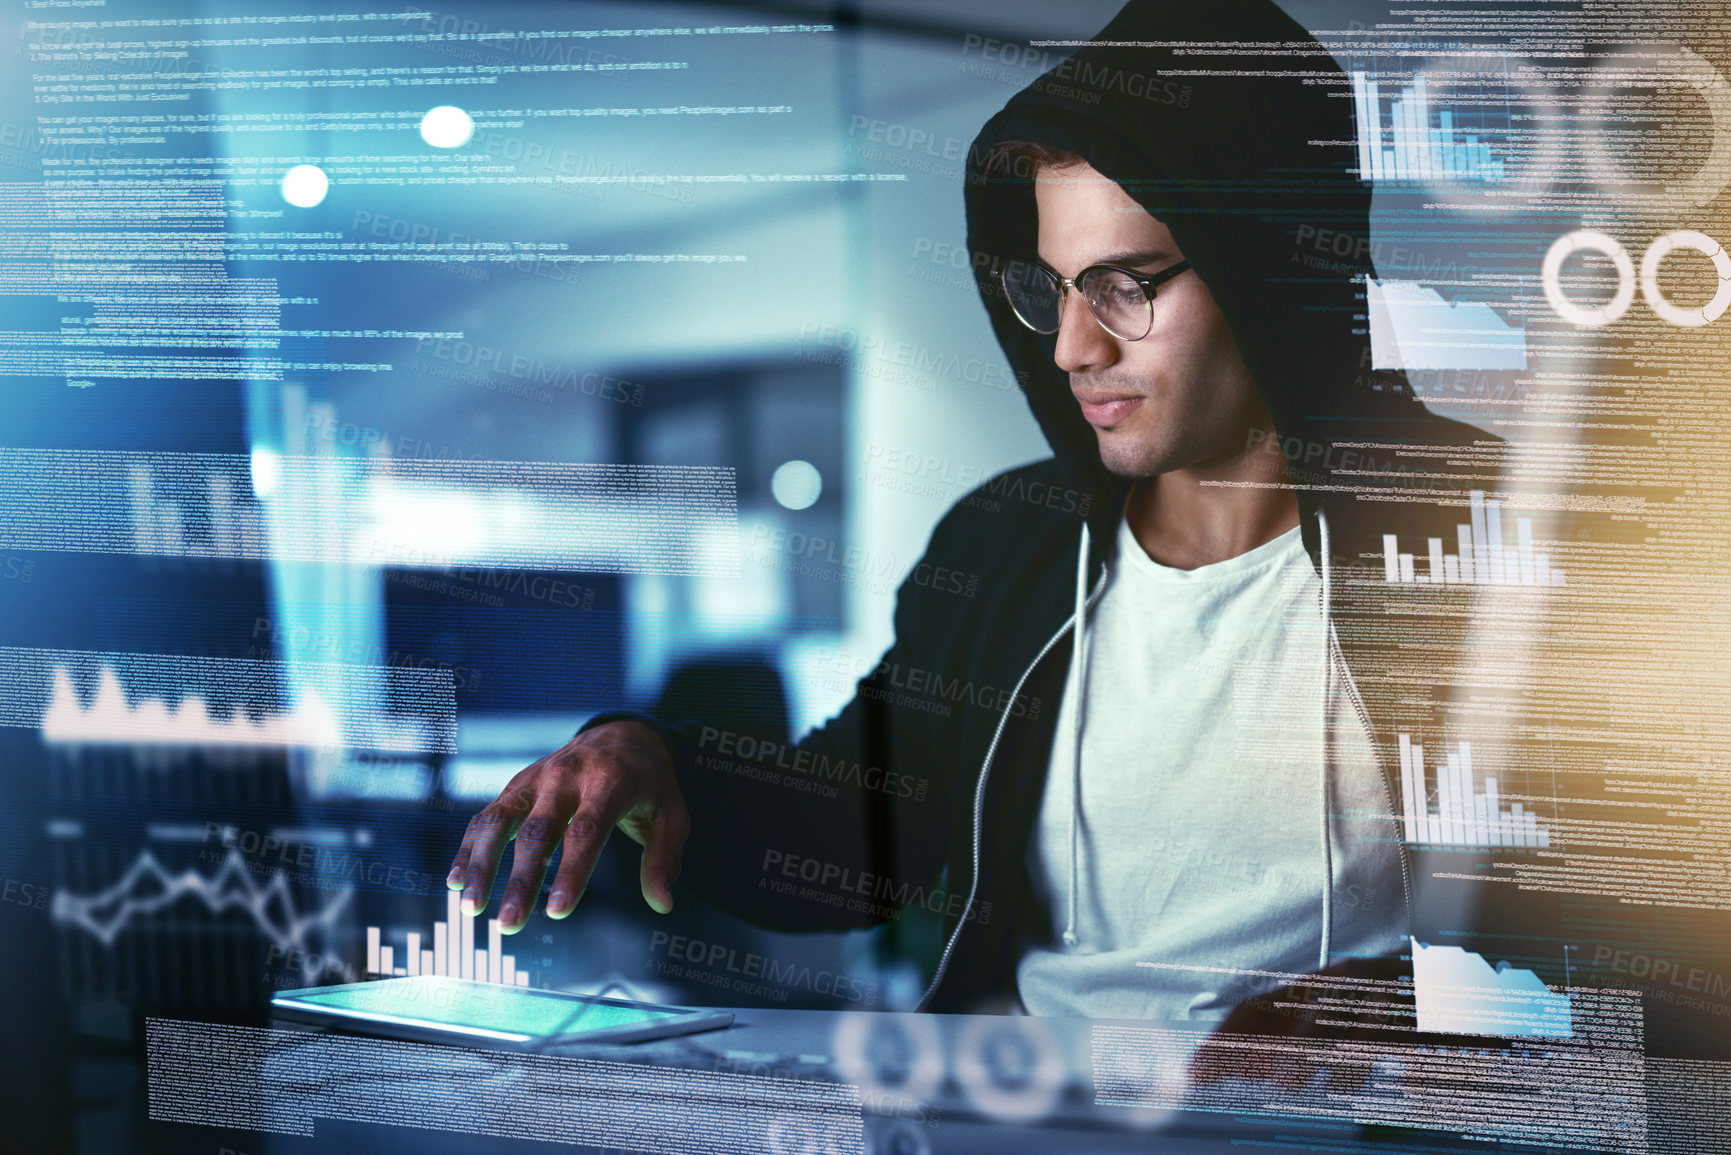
left=977, top=139, right=1087, bottom=178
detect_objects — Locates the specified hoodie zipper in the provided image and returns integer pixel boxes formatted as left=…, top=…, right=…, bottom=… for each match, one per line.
left=915, top=563, right=1108, bottom=1011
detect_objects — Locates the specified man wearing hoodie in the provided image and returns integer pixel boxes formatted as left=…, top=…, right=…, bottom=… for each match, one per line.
left=448, top=0, right=1494, bottom=1021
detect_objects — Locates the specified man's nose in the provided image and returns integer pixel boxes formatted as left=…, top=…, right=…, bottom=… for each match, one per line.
left=1052, top=291, right=1120, bottom=374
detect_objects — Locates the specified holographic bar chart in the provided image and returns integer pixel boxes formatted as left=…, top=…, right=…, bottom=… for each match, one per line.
left=1351, top=71, right=1506, bottom=184
left=365, top=889, right=530, bottom=986
left=1398, top=733, right=1552, bottom=848
left=1383, top=491, right=1563, bottom=586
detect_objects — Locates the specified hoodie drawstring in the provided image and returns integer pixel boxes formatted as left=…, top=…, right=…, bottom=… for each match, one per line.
left=1062, top=519, right=1092, bottom=949
left=1059, top=510, right=1338, bottom=973
left=1317, top=508, right=1335, bottom=971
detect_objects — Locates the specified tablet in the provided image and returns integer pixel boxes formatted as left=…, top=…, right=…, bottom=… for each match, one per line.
left=271, top=976, right=734, bottom=1048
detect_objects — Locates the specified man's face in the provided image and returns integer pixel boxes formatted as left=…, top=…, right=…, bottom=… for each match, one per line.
left=1034, top=161, right=1266, bottom=479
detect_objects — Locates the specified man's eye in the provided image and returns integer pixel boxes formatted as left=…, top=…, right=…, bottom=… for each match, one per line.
left=1099, top=281, right=1143, bottom=306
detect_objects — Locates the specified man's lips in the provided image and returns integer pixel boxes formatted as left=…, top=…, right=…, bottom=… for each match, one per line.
left=1072, top=390, right=1144, bottom=428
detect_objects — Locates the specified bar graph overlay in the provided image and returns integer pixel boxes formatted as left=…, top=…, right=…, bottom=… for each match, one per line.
left=1351, top=71, right=1506, bottom=185
left=365, top=890, right=531, bottom=987
left=1398, top=733, right=1552, bottom=848
left=1383, top=491, right=1563, bottom=587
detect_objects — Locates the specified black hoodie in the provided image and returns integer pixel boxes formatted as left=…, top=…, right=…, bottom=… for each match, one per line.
left=609, top=0, right=1521, bottom=1015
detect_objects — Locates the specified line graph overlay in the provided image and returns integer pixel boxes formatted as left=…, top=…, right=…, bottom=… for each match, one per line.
left=52, top=847, right=351, bottom=954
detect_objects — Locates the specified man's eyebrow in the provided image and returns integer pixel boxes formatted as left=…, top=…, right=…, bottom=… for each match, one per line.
left=1092, top=249, right=1174, bottom=268
left=1033, top=248, right=1175, bottom=271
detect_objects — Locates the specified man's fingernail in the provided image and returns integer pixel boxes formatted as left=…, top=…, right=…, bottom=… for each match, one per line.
left=461, top=896, right=478, bottom=916
left=546, top=891, right=569, bottom=917
left=499, top=903, right=520, bottom=926
left=446, top=872, right=462, bottom=889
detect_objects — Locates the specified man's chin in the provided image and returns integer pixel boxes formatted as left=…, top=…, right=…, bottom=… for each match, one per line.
left=1094, top=430, right=1170, bottom=479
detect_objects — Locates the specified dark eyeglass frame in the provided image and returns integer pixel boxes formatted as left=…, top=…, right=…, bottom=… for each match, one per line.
left=1000, top=258, right=1194, bottom=341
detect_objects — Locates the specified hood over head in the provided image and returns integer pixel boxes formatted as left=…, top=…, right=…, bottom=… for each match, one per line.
left=964, top=0, right=1435, bottom=561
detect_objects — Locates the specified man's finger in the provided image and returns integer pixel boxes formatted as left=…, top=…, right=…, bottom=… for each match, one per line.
left=546, top=793, right=630, bottom=919
left=457, top=808, right=526, bottom=917
left=447, top=775, right=538, bottom=890
left=447, top=815, right=490, bottom=890
left=639, top=803, right=689, bottom=915
left=495, top=807, right=572, bottom=934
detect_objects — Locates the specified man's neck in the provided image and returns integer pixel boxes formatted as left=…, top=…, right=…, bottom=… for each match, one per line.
left=1124, top=435, right=1300, bottom=570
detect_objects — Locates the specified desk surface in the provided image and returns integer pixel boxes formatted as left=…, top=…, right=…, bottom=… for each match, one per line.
left=243, top=1001, right=1567, bottom=1154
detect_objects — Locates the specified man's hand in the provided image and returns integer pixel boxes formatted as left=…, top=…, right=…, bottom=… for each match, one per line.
left=445, top=720, right=688, bottom=934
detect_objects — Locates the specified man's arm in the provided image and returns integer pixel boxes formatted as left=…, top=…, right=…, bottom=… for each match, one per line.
left=446, top=504, right=980, bottom=936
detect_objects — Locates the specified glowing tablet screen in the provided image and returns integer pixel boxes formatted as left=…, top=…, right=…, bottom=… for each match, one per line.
left=276, top=976, right=681, bottom=1042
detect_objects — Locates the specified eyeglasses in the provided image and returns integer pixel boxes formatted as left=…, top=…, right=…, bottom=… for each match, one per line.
left=1000, top=258, right=1193, bottom=342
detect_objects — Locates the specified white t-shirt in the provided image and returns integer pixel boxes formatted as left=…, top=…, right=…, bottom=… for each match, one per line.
left=1016, top=514, right=1409, bottom=1020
